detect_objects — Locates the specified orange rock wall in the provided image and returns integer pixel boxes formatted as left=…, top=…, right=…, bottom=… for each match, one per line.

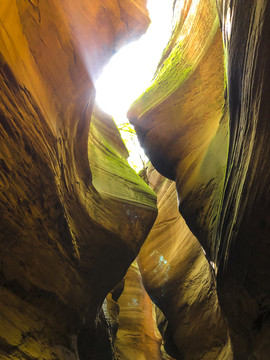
left=114, top=261, right=172, bottom=360
left=1, top=0, right=270, bottom=358
left=138, top=166, right=232, bottom=359
left=0, top=1, right=156, bottom=359
left=129, top=0, right=270, bottom=358
left=129, top=0, right=228, bottom=261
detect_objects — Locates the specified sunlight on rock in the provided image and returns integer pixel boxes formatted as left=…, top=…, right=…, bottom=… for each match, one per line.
left=95, top=0, right=173, bottom=171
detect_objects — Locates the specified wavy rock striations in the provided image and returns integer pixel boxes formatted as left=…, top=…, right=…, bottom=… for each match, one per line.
left=129, top=0, right=270, bottom=358
left=1, top=0, right=270, bottom=358
left=138, top=166, right=232, bottom=360
left=128, top=0, right=228, bottom=261
left=114, top=261, right=172, bottom=360
left=0, top=1, right=157, bottom=359
left=215, top=1, right=270, bottom=358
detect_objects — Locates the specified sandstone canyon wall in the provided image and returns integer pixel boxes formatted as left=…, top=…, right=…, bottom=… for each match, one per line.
left=137, top=165, right=232, bottom=360
left=0, top=1, right=157, bottom=359
left=129, top=0, right=270, bottom=359
left=1, top=0, right=270, bottom=359
left=113, top=260, right=172, bottom=360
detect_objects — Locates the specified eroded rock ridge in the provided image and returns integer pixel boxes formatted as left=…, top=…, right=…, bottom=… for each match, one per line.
left=129, top=0, right=270, bottom=358
left=0, top=1, right=157, bottom=359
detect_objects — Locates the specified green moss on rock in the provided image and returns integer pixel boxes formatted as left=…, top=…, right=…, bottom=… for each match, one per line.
left=88, top=104, right=157, bottom=209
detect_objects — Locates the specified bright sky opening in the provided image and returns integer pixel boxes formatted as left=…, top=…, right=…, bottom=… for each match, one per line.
left=95, top=0, right=173, bottom=171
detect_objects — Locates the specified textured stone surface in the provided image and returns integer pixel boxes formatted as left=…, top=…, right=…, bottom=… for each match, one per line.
left=128, top=0, right=228, bottom=261
left=0, top=1, right=156, bottom=359
left=1, top=0, right=270, bottom=358
left=138, top=166, right=232, bottom=360
left=114, top=261, right=173, bottom=360
left=215, top=1, right=270, bottom=358
left=129, top=0, right=270, bottom=358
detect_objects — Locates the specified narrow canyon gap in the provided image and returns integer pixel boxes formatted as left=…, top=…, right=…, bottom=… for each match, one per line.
left=0, top=1, right=270, bottom=360
left=94, top=0, right=174, bottom=171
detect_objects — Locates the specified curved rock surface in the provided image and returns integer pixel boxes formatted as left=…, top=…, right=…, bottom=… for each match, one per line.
left=138, top=165, right=232, bottom=360
left=1, top=0, right=270, bottom=358
left=215, top=1, right=270, bottom=358
left=128, top=0, right=228, bottom=261
left=114, top=261, right=172, bottom=360
left=129, top=0, right=270, bottom=358
left=0, top=1, right=156, bottom=359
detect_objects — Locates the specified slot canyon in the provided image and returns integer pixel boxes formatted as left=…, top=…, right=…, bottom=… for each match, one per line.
left=0, top=0, right=269, bottom=359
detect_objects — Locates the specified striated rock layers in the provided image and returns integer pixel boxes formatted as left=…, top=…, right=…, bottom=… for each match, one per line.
left=138, top=165, right=232, bottom=360
left=1, top=0, right=270, bottom=358
left=129, top=0, right=270, bottom=358
left=113, top=260, right=172, bottom=360
left=0, top=1, right=157, bottom=359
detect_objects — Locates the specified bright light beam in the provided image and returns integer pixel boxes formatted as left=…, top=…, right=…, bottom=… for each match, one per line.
left=95, top=0, right=173, bottom=170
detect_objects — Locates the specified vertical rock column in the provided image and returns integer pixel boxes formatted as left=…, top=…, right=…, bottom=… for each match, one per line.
left=215, top=1, right=270, bottom=358
left=114, top=261, right=170, bottom=360
left=137, top=165, right=232, bottom=360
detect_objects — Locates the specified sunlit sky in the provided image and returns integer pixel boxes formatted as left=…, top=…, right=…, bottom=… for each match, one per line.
left=95, top=0, right=173, bottom=170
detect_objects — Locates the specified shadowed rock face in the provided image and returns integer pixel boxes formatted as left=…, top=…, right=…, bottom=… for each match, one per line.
left=0, top=1, right=157, bottom=359
left=129, top=0, right=270, bottom=358
left=215, top=1, right=270, bottom=358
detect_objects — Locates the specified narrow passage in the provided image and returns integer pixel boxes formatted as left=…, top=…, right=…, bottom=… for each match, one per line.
left=95, top=0, right=173, bottom=171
